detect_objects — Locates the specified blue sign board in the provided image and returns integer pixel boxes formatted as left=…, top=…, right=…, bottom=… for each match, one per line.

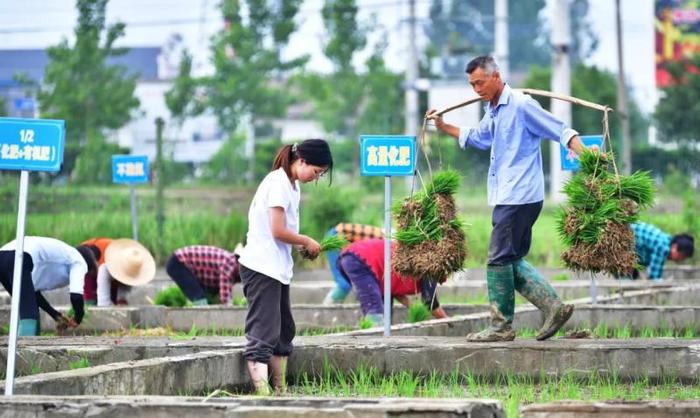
left=360, top=135, right=416, bottom=177
left=560, top=135, right=604, bottom=171
left=112, top=155, right=149, bottom=184
left=14, top=98, right=35, bottom=112
left=0, top=117, right=65, bottom=172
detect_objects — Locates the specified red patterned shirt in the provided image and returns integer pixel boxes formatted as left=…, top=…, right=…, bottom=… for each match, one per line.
left=174, top=245, right=239, bottom=304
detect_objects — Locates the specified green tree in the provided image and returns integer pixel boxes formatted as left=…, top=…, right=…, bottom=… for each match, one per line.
left=38, top=0, right=139, bottom=182
left=204, top=0, right=306, bottom=133
left=164, top=0, right=305, bottom=183
left=653, top=54, right=700, bottom=145
left=200, top=134, right=246, bottom=183
left=294, top=0, right=366, bottom=137
left=294, top=0, right=403, bottom=177
left=164, top=50, right=203, bottom=125
left=423, top=0, right=597, bottom=74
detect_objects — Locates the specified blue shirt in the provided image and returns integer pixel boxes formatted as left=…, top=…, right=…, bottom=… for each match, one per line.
left=458, top=85, right=578, bottom=206
left=631, top=222, right=671, bottom=280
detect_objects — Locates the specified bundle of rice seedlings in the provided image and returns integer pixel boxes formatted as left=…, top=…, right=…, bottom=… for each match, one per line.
left=393, top=170, right=467, bottom=281
left=556, top=151, right=654, bottom=277
left=299, top=234, right=350, bottom=260
left=153, top=285, right=190, bottom=307
left=407, top=301, right=431, bottom=323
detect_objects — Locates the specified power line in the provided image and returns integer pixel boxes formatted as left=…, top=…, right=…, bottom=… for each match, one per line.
left=0, top=0, right=438, bottom=35
left=0, top=16, right=221, bottom=34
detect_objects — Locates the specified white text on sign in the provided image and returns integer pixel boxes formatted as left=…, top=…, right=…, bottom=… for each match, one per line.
left=366, top=145, right=411, bottom=167
left=0, top=128, right=53, bottom=162
left=116, top=162, right=145, bottom=177
left=1, top=144, right=52, bottom=162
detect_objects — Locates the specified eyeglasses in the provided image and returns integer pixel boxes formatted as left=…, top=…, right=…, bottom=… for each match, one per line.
left=313, top=168, right=327, bottom=179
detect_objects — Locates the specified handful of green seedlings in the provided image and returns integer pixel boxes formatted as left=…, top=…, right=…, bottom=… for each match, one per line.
left=299, top=235, right=350, bottom=260
left=556, top=150, right=654, bottom=277
left=153, top=285, right=190, bottom=307
left=393, top=170, right=467, bottom=281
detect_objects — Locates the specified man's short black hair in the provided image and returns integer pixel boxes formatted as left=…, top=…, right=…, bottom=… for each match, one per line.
left=671, top=233, right=694, bottom=257
left=466, top=55, right=499, bottom=74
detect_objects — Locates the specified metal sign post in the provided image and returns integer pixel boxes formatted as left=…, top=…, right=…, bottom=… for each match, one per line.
left=589, top=272, right=598, bottom=304
left=0, top=117, right=64, bottom=395
left=360, top=135, right=416, bottom=337
left=112, top=155, right=149, bottom=241
left=560, top=135, right=604, bottom=303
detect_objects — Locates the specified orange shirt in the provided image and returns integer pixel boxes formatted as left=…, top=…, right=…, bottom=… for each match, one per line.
left=81, top=237, right=112, bottom=265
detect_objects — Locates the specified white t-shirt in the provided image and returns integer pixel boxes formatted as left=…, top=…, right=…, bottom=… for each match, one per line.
left=0, top=236, right=87, bottom=293
left=239, top=168, right=300, bottom=285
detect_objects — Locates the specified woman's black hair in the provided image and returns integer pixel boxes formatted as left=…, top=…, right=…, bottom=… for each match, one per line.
left=272, top=138, right=334, bottom=184
left=85, top=244, right=101, bottom=261
left=75, top=245, right=98, bottom=274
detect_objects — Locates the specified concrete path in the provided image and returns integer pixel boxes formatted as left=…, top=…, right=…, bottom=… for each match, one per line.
left=2, top=336, right=699, bottom=395
left=521, top=400, right=700, bottom=418
left=0, top=395, right=505, bottom=417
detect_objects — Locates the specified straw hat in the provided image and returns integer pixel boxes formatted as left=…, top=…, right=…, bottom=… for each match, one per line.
left=104, top=239, right=156, bottom=286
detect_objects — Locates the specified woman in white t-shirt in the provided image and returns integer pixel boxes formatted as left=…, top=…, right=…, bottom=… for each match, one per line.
left=238, top=138, right=333, bottom=395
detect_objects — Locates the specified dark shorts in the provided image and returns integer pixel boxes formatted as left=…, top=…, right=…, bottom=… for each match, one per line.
left=488, top=201, right=543, bottom=266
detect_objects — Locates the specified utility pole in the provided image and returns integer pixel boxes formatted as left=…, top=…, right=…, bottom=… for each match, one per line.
left=244, top=113, right=255, bottom=184
left=616, top=0, right=632, bottom=174
left=550, top=0, right=572, bottom=203
left=494, top=0, right=509, bottom=82
left=155, top=117, right=165, bottom=260
left=405, top=0, right=419, bottom=189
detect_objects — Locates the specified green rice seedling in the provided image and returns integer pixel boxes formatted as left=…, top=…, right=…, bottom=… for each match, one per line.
left=660, top=326, right=675, bottom=338
left=517, top=328, right=538, bottom=338
left=358, top=316, right=375, bottom=329
left=68, top=357, right=90, bottom=370
left=613, top=324, right=632, bottom=339
left=407, top=302, right=431, bottom=323
left=593, top=322, right=609, bottom=339
left=552, top=273, right=569, bottom=281
left=153, top=285, right=190, bottom=307
left=299, top=326, right=353, bottom=336
left=395, top=370, right=421, bottom=397
left=232, top=295, right=247, bottom=307
left=681, top=326, right=696, bottom=339
left=174, top=323, right=199, bottom=340
left=300, top=234, right=350, bottom=260
left=319, top=235, right=350, bottom=252
left=421, top=370, right=442, bottom=397
left=205, top=293, right=220, bottom=305
left=66, top=305, right=91, bottom=322
left=640, top=326, right=655, bottom=338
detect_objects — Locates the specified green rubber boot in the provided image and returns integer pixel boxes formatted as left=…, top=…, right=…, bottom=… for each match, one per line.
left=467, top=264, right=516, bottom=342
left=18, top=319, right=39, bottom=336
left=192, top=298, right=209, bottom=306
left=514, top=259, right=573, bottom=340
